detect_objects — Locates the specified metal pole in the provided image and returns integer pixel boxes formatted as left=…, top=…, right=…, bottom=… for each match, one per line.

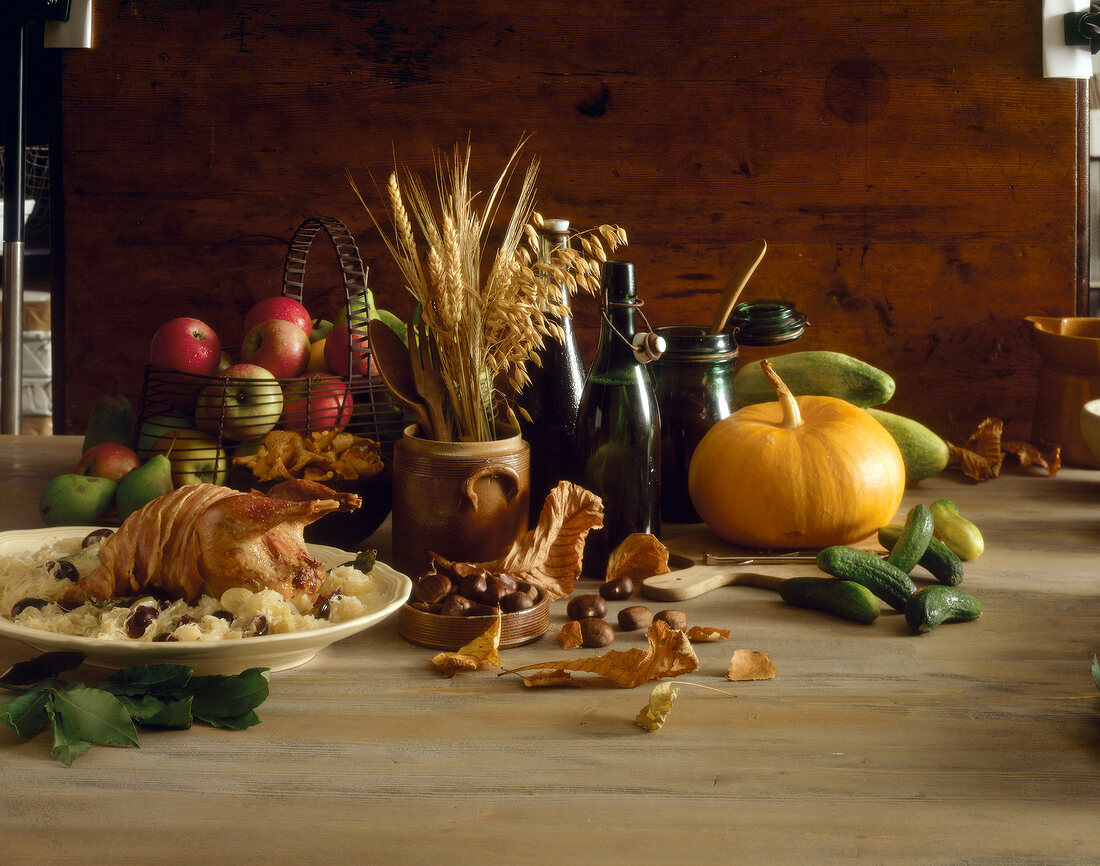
left=2, top=19, right=27, bottom=435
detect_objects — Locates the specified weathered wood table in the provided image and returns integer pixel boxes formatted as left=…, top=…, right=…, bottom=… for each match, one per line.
left=2, top=435, right=1098, bottom=864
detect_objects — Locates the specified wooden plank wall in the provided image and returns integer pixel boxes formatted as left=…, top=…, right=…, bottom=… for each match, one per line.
left=55, top=0, right=1082, bottom=443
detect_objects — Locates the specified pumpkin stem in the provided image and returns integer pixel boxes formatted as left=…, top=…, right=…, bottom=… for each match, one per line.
left=761, top=359, right=802, bottom=429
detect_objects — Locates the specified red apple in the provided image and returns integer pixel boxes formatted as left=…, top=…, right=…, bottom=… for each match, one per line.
left=241, top=318, right=310, bottom=379
left=243, top=296, right=312, bottom=340
left=149, top=317, right=222, bottom=376
left=282, top=373, right=354, bottom=433
left=195, top=363, right=285, bottom=441
left=323, top=321, right=375, bottom=378
left=76, top=442, right=141, bottom=482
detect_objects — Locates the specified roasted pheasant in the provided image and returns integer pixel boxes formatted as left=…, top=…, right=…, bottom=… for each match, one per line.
left=78, top=481, right=361, bottom=611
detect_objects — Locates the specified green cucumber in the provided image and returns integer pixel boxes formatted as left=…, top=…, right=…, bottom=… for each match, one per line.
left=816, top=545, right=917, bottom=612
left=778, top=577, right=880, bottom=624
left=884, top=504, right=934, bottom=573
left=865, top=408, right=949, bottom=485
left=929, top=499, right=984, bottom=561
left=904, top=585, right=982, bottom=634
left=733, top=351, right=895, bottom=408
left=878, top=523, right=964, bottom=586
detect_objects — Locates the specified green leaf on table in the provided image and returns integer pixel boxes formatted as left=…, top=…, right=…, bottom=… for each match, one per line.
left=189, top=668, right=270, bottom=725
left=201, top=708, right=262, bottom=731
left=48, top=701, right=95, bottom=767
left=0, top=651, right=87, bottom=690
left=50, top=683, right=139, bottom=749
left=0, top=683, right=53, bottom=739
left=116, top=693, right=194, bottom=729
left=100, top=663, right=194, bottom=697
left=1093, top=655, right=1100, bottom=691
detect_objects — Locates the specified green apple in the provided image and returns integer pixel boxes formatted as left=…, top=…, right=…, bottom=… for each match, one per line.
left=137, top=411, right=194, bottom=460
left=195, top=363, right=284, bottom=441
left=154, top=427, right=229, bottom=487
left=310, top=318, right=333, bottom=343
left=332, top=288, right=374, bottom=327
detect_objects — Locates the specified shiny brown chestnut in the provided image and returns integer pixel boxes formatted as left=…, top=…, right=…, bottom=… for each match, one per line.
left=654, top=608, right=689, bottom=631
left=599, top=576, right=634, bottom=601
left=566, top=594, right=608, bottom=621
left=414, top=573, right=453, bottom=605
left=579, top=617, right=615, bottom=647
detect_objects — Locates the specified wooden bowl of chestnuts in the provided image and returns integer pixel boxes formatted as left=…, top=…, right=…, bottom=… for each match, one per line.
left=397, top=554, right=550, bottom=650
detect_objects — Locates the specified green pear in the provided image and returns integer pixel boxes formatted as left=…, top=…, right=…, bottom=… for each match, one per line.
left=115, top=454, right=174, bottom=520
left=39, top=474, right=117, bottom=527
left=82, top=387, right=138, bottom=453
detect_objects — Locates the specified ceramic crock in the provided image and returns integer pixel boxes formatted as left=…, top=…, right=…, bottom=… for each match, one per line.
left=1025, top=316, right=1100, bottom=468
left=390, top=425, right=531, bottom=577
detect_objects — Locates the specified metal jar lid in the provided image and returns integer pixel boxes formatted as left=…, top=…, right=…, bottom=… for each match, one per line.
left=728, top=300, right=808, bottom=346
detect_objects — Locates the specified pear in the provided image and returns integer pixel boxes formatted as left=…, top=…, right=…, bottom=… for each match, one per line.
left=82, top=384, right=138, bottom=453
left=39, top=474, right=117, bottom=527
left=116, top=454, right=174, bottom=520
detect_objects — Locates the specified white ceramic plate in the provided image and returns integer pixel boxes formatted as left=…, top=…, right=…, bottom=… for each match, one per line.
left=0, top=527, right=411, bottom=674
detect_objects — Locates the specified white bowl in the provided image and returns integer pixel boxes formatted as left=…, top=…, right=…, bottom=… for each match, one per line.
left=1079, top=399, right=1100, bottom=462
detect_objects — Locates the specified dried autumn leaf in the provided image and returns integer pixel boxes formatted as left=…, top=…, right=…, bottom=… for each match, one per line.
left=686, top=626, right=730, bottom=643
left=726, top=649, right=777, bottom=682
left=636, top=682, right=679, bottom=732
left=510, top=620, right=699, bottom=688
left=1003, top=439, right=1061, bottom=476
left=429, top=610, right=502, bottom=677
left=483, top=481, right=604, bottom=600
left=605, top=533, right=670, bottom=583
left=557, top=620, right=583, bottom=649
left=947, top=416, right=1061, bottom=482
left=522, top=669, right=579, bottom=688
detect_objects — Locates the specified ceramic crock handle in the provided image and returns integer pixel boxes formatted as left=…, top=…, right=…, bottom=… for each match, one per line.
left=463, top=463, right=521, bottom=511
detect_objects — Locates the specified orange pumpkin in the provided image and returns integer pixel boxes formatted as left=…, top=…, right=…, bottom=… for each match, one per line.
left=688, top=359, right=905, bottom=549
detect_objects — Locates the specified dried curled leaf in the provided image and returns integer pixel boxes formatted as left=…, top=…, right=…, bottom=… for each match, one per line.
left=605, top=533, right=670, bottom=583
left=726, top=649, right=777, bottom=682
left=522, top=669, right=579, bottom=688
left=1003, top=438, right=1061, bottom=475
left=430, top=610, right=502, bottom=677
left=484, top=482, right=604, bottom=600
left=510, top=620, right=699, bottom=688
left=557, top=620, right=583, bottom=649
left=636, top=682, right=679, bottom=732
left=687, top=626, right=730, bottom=643
left=946, top=417, right=1061, bottom=482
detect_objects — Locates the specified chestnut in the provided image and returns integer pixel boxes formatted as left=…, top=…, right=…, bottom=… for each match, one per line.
left=566, top=594, right=607, bottom=621
left=414, top=572, right=453, bottom=605
left=599, top=576, right=634, bottom=600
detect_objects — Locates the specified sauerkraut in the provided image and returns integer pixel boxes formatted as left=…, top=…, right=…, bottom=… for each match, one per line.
left=1, top=532, right=379, bottom=642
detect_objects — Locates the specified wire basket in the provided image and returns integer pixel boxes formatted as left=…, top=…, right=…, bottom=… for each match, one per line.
left=136, top=217, right=408, bottom=542
left=0, top=145, right=50, bottom=237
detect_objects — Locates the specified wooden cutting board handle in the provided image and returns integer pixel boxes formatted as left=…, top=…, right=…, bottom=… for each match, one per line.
left=641, top=566, right=787, bottom=601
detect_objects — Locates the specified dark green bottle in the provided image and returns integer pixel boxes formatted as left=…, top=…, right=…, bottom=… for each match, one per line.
left=518, top=219, right=586, bottom=524
left=574, top=260, right=661, bottom=577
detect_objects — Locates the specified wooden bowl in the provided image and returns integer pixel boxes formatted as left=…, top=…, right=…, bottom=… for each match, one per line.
left=397, top=590, right=550, bottom=650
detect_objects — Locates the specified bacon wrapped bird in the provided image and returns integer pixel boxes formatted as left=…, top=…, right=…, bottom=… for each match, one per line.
left=78, top=480, right=361, bottom=612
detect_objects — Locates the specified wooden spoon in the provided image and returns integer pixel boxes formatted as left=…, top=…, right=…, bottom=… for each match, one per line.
left=710, top=237, right=768, bottom=334
left=367, top=319, right=434, bottom=437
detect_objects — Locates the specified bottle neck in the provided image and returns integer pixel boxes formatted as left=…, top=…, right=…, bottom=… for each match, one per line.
left=537, top=226, right=572, bottom=312
left=594, top=287, right=640, bottom=371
